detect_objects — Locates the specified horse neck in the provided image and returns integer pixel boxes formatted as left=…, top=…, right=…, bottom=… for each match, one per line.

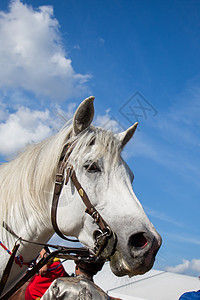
left=0, top=163, right=55, bottom=283
left=0, top=135, right=61, bottom=247
left=0, top=192, right=54, bottom=293
left=0, top=130, right=71, bottom=290
left=1, top=194, right=54, bottom=259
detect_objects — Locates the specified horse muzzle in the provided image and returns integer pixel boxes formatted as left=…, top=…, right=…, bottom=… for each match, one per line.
left=110, top=231, right=162, bottom=277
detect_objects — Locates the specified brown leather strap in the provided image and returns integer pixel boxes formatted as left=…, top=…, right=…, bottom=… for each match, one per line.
left=70, top=170, right=108, bottom=231
left=51, top=144, right=79, bottom=242
left=51, top=143, right=109, bottom=242
left=0, top=249, right=61, bottom=300
left=51, top=170, right=79, bottom=242
left=0, top=243, right=20, bottom=297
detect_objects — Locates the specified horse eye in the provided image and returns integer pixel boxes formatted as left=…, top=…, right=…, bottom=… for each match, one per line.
left=84, top=162, right=101, bottom=173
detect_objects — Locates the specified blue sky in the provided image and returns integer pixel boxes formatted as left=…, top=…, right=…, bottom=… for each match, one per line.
left=0, top=0, right=200, bottom=276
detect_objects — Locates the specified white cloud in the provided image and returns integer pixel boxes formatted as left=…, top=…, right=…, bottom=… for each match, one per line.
left=0, top=99, right=79, bottom=158
left=0, top=0, right=90, bottom=101
left=0, top=100, right=9, bottom=122
left=0, top=106, right=54, bottom=156
left=166, top=259, right=200, bottom=276
left=95, top=109, right=124, bottom=133
left=54, top=102, right=76, bottom=123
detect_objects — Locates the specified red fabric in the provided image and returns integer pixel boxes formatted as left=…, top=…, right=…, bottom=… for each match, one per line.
left=25, top=261, right=68, bottom=300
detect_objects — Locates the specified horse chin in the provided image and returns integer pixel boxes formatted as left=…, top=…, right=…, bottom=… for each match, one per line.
left=109, top=250, right=155, bottom=277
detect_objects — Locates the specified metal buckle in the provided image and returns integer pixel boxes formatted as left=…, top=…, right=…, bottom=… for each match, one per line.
left=93, top=227, right=117, bottom=259
left=55, top=173, right=64, bottom=185
left=91, top=211, right=100, bottom=223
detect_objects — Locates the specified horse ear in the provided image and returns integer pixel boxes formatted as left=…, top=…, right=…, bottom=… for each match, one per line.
left=73, top=96, right=95, bottom=135
left=117, top=122, right=138, bottom=148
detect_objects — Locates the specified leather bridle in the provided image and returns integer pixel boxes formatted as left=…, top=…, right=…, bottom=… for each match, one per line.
left=51, top=143, right=117, bottom=260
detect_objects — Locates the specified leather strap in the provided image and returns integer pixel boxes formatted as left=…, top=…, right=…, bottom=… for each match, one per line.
left=0, top=243, right=20, bottom=297
left=51, top=144, right=79, bottom=242
left=70, top=170, right=108, bottom=231
left=51, top=170, right=79, bottom=242
left=0, top=249, right=60, bottom=300
left=0, top=246, right=96, bottom=300
left=2, top=222, right=78, bottom=249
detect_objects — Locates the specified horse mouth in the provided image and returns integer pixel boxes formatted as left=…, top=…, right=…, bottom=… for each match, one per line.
left=109, top=250, right=156, bottom=277
left=109, top=236, right=161, bottom=277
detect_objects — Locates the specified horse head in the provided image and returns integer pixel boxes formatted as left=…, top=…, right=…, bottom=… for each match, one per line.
left=57, top=96, right=162, bottom=277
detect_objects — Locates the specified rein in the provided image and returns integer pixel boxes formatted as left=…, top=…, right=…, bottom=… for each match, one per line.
left=0, top=222, right=99, bottom=300
left=0, top=246, right=96, bottom=300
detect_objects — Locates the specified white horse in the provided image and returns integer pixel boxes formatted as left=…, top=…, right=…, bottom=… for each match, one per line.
left=0, top=96, right=161, bottom=295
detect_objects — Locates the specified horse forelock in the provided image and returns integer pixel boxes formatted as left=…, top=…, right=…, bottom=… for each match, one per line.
left=0, top=123, right=121, bottom=229
left=66, top=126, right=121, bottom=172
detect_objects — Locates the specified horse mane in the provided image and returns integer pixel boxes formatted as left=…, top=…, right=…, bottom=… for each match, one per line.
left=0, top=122, right=121, bottom=231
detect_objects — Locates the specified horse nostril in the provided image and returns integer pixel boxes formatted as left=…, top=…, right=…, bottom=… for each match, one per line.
left=128, top=232, right=148, bottom=250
